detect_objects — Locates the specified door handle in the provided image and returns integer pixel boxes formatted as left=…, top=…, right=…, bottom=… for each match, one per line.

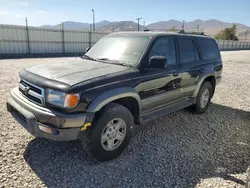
left=173, top=72, right=179, bottom=77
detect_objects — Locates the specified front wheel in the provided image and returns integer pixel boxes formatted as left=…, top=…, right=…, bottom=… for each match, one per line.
left=80, top=103, right=134, bottom=161
left=193, top=81, right=213, bottom=114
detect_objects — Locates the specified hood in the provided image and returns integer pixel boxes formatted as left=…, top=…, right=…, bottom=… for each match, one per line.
left=25, top=58, right=129, bottom=86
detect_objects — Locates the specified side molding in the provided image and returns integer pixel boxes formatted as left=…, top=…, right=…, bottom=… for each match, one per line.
left=87, top=87, right=141, bottom=113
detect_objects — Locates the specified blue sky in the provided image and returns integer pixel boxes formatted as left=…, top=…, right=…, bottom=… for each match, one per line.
left=0, top=0, right=250, bottom=26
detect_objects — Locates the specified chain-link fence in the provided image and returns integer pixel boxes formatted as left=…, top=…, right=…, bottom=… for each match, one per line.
left=216, top=39, right=250, bottom=51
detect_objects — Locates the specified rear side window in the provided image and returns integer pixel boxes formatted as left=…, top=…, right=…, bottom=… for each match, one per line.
left=178, top=38, right=199, bottom=63
left=198, top=38, right=220, bottom=60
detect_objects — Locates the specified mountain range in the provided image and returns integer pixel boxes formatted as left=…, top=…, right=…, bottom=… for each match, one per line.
left=40, top=19, right=250, bottom=38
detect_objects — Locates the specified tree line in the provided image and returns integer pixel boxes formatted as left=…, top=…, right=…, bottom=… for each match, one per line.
left=168, top=24, right=239, bottom=41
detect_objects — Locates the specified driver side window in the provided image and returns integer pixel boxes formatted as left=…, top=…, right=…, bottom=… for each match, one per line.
left=149, top=37, right=176, bottom=66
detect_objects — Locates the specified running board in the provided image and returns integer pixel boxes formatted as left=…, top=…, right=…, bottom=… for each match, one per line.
left=141, top=98, right=195, bottom=123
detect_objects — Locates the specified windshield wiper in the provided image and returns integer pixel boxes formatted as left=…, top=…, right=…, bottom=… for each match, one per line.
left=96, top=58, right=132, bottom=67
left=81, top=54, right=97, bottom=61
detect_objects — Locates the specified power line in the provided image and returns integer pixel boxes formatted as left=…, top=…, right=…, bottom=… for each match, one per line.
left=136, top=17, right=142, bottom=31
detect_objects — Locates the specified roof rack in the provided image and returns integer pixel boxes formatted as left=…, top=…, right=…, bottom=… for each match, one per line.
left=178, top=30, right=205, bottom=36
left=143, top=29, right=206, bottom=36
left=179, top=29, right=185, bottom=34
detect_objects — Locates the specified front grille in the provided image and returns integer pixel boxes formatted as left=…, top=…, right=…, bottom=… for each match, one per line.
left=19, top=80, right=45, bottom=106
left=20, top=80, right=42, bottom=94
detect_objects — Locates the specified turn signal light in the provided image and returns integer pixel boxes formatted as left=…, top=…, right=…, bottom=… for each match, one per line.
left=65, top=94, right=80, bottom=108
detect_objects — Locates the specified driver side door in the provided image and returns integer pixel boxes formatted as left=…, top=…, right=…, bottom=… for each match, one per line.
left=138, top=36, right=183, bottom=114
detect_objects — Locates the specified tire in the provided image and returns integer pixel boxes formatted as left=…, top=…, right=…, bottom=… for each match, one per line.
left=247, top=166, right=250, bottom=188
left=193, top=81, right=213, bottom=114
left=80, top=103, right=134, bottom=161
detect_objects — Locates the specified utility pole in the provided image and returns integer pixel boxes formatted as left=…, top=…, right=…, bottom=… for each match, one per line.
left=62, top=22, right=65, bottom=53
left=92, top=9, right=95, bottom=31
left=136, top=17, right=142, bottom=31
left=195, top=25, right=200, bottom=32
left=25, top=17, right=30, bottom=54
left=89, top=24, right=92, bottom=32
left=89, top=24, right=92, bottom=47
left=245, top=30, right=248, bottom=41
left=143, top=21, right=145, bottom=30
left=182, top=20, right=185, bottom=31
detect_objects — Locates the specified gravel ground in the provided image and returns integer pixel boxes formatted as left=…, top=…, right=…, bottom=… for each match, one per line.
left=0, top=51, right=250, bottom=188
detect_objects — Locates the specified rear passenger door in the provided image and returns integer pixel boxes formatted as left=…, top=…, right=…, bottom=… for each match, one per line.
left=177, top=37, right=201, bottom=98
left=196, top=37, right=223, bottom=78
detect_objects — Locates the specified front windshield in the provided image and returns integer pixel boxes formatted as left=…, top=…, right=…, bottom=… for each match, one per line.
left=85, top=35, right=150, bottom=66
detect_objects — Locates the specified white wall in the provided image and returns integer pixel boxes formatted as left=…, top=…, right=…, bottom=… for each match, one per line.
left=0, top=24, right=109, bottom=55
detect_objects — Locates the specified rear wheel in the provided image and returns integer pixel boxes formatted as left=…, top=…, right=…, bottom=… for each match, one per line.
left=80, top=103, right=134, bottom=161
left=193, top=81, right=213, bottom=114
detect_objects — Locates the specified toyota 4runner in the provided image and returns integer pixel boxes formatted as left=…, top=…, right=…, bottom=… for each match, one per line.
left=7, top=32, right=222, bottom=161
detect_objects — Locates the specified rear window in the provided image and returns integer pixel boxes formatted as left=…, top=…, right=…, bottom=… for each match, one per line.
left=198, top=38, right=220, bottom=60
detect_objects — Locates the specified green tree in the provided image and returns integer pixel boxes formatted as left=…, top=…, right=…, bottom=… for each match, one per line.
left=215, top=25, right=239, bottom=40
left=168, top=26, right=179, bottom=32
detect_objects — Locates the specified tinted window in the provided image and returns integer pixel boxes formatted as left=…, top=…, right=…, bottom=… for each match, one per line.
left=178, top=38, right=198, bottom=63
left=149, top=37, right=176, bottom=65
left=198, top=38, right=220, bottom=60
left=193, top=42, right=200, bottom=61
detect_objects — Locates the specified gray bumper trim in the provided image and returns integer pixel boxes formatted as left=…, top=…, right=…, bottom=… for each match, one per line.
left=7, top=96, right=82, bottom=141
left=6, top=88, right=95, bottom=141
left=9, top=87, right=89, bottom=128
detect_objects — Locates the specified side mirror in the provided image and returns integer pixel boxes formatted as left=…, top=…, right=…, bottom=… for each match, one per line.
left=85, top=47, right=90, bottom=53
left=149, top=56, right=166, bottom=69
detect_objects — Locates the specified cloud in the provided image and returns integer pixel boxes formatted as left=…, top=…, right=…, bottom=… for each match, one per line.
left=14, top=14, right=24, bottom=18
left=0, top=11, right=8, bottom=16
left=20, top=2, right=28, bottom=5
left=38, top=10, right=45, bottom=14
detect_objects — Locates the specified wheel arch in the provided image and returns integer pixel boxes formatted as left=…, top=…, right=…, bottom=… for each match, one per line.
left=87, top=87, right=141, bottom=124
left=192, top=75, right=216, bottom=98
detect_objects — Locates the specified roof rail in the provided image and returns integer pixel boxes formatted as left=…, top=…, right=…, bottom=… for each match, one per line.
left=178, top=30, right=206, bottom=36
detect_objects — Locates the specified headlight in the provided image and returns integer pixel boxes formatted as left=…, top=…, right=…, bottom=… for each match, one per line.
left=47, top=89, right=80, bottom=108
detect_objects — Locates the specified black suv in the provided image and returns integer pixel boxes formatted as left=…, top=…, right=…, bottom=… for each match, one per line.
left=7, top=32, right=222, bottom=161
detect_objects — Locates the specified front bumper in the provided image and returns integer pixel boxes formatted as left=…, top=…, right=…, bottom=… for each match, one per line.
left=7, top=88, right=94, bottom=141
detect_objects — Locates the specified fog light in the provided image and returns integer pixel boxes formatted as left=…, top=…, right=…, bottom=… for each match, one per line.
left=38, top=124, right=53, bottom=134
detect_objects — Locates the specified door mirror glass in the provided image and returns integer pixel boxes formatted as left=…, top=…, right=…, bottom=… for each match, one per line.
left=149, top=56, right=167, bottom=68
